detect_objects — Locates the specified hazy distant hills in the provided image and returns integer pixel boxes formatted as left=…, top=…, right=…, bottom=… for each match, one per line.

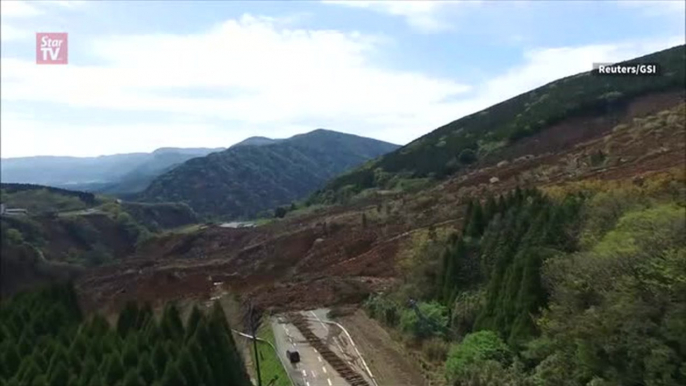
left=1, top=147, right=225, bottom=194
left=136, top=129, right=399, bottom=219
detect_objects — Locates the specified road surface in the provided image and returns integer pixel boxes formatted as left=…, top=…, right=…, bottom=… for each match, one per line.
left=271, top=309, right=375, bottom=386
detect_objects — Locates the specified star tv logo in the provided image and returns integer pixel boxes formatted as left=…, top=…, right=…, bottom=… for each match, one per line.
left=36, top=32, right=68, bottom=64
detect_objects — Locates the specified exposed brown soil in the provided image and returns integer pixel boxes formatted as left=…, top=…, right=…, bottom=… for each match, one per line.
left=76, top=92, right=686, bottom=318
left=335, top=309, right=429, bottom=386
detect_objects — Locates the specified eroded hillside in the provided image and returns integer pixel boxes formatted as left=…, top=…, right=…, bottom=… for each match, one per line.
left=76, top=93, right=686, bottom=317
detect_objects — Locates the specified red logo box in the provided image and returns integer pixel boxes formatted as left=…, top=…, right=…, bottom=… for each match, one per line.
left=36, top=32, right=68, bottom=64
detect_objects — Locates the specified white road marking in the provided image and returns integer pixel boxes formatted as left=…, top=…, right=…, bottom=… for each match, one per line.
left=327, top=378, right=332, bottom=386
left=312, top=370, right=317, bottom=378
left=322, top=367, right=327, bottom=374
left=302, top=370, right=307, bottom=377
left=306, top=383, right=310, bottom=386
left=318, top=356, right=322, bottom=362
left=310, top=311, right=330, bottom=332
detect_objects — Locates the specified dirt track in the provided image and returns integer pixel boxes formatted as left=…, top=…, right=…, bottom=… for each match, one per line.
left=335, top=309, right=429, bottom=386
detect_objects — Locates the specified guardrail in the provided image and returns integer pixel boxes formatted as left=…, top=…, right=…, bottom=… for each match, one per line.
left=303, top=317, right=379, bottom=386
left=290, top=313, right=370, bottom=386
left=232, top=329, right=296, bottom=386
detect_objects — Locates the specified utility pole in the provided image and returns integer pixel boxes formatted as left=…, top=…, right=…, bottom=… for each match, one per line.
left=246, top=301, right=263, bottom=386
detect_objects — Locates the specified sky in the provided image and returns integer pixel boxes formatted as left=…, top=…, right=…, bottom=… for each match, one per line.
left=1, top=0, right=684, bottom=158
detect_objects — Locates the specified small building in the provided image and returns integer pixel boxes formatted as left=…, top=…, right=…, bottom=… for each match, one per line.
left=4, top=208, right=28, bottom=216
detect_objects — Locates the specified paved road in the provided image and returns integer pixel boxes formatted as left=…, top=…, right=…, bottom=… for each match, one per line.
left=271, top=309, right=375, bottom=386
left=307, top=309, right=374, bottom=385
left=272, top=314, right=349, bottom=386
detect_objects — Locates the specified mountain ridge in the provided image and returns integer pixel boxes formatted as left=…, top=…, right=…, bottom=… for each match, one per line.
left=311, top=44, right=686, bottom=203
left=136, top=129, right=399, bottom=219
left=1, top=147, right=225, bottom=193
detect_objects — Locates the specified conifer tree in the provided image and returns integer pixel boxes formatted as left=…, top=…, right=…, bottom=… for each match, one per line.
left=117, top=301, right=140, bottom=337
left=31, top=374, right=49, bottom=386
left=136, top=303, right=154, bottom=330
left=152, top=343, right=169, bottom=378
left=187, top=337, right=214, bottom=386
left=137, top=352, right=156, bottom=385
left=2, top=346, right=20, bottom=377
left=69, top=332, right=88, bottom=359
left=17, top=357, right=40, bottom=385
left=122, top=339, right=139, bottom=368
left=484, top=195, right=498, bottom=222
left=103, top=353, right=125, bottom=386
left=160, top=361, right=187, bottom=386
left=185, top=306, right=203, bottom=341
left=31, top=348, right=47, bottom=374
left=78, top=357, right=97, bottom=386
left=177, top=347, right=200, bottom=386
left=161, top=303, right=184, bottom=340
left=122, top=369, right=145, bottom=386
left=466, top=202, right=486, bottom=238
left=87, top=374, right=103, bottom=386
left=47, top=362, right=69, bottom=386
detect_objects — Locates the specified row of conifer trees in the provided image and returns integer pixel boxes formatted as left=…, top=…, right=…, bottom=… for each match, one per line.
left=0, top=283, right=251, bottom=386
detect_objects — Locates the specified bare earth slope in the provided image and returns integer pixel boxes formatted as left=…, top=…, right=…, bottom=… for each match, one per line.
left=76, top=91, right=685, bottom=315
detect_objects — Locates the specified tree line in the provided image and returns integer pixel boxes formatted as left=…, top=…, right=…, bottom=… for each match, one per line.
left=0, top=283, right=251, bottom=386
left=364, top=180, right=686, bottom=385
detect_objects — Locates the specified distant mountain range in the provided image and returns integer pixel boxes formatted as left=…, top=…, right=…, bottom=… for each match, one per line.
left=135, top=129, right=399, bottom=219
left=1, top=147, right=225, bottom=194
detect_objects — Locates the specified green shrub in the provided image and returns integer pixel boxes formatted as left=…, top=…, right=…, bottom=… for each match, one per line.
left=364, top=295, right=401, bottom=327
left=445, top=331, right=512, bottom=382
left=5, top=229, right=24, bottom=245
left=458, top=149, right=477, bottom=165
left=399, top=301, right=448, bottom=340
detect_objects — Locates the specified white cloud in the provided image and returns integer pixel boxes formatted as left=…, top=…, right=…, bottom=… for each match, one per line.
left=323, top=0, right=479, bottom=33
left=0, top=112, right=249, bottom=157
left=1, top=9, right=682, bottom=157
left=0, top=0, right=43, bottom=18
left=618, top=0, right=686, bottom=16
left=0, top=23, right=30, bottom=42
left=0, top=0, right=85, bottom=43
left=46, top=0, right=89, bottom=8
left=1, top=14, right=470, bottom=156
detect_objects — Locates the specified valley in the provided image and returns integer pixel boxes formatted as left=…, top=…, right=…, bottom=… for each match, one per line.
left=2, top=43, right=685, bottom=386
left=74, top=90, right=684, bottom=385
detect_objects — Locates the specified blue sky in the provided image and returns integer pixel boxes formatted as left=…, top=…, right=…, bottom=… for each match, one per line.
left=1, top=0, right=684, bottom=157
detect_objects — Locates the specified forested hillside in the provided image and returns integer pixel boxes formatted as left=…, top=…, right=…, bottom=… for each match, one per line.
left=363, top=168, right=686, bottom=385
left=1, top=183, right=97, bottom=214
left=312, top=44, right=685, bottom=203
left=0, top=185, right=198, bottom=295
left=0, top=283, right=250, bottom=386
left=137, top=129, right=399, bottom=219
